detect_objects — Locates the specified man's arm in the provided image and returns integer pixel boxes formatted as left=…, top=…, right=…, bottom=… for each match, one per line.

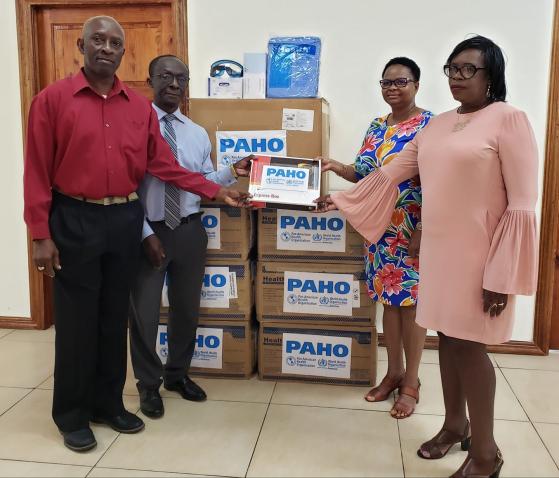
left=24, top=93, right=56, bottom=240
left=199, top=134, right=236, bottom=187
left=146, top=109, right=221, bottom=199
left=24, top=92, right=62, bottom=276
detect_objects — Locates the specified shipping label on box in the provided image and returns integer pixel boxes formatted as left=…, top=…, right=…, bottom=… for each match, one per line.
left=199, top=260, right=253, bottom=321
left=284, top=271, right=354, bottom=316
left=201, top=208, right=221, bottom=249
left=259, top=323, right=377, bottom=386
left=282, top=332, right=352, bottom=378
left=156, top=325, right=169, bottom=362
left=191, top=327, right=224, bottom=369
left=200, top=267, right=234, bottom=308
left=216, top=131, right=286, bottom=170
left=276, top=209, right=346, bottom=252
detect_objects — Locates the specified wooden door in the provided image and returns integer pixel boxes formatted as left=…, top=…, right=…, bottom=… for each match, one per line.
left=13, top=0, right=188, bottom=330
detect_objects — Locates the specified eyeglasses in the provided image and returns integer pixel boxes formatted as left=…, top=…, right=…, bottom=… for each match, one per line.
left=153, top=73, right=189, bottom=87
left=443, top=63, right=486, bottom=80
left=379, top=78, right=416, bottom=89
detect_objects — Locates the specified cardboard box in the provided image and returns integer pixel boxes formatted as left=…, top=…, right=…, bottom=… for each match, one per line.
left=199, top=260, right=254, bottom=321
left=243, top=53, right=267, bottom=99
left=200, top=204, right=255, bottom=261
left=258, top=322, right=377, bottom=386
left=208, top=77, right=243, bottom=99
left=249, top=155, right=321, bottom=210
left=258, top=208, right=365, bottom=264
left=256, top=261, right=373, bottom=326
left=156, top=319, right=256, bottom=379
left=188, top=98, right=330, bottom=192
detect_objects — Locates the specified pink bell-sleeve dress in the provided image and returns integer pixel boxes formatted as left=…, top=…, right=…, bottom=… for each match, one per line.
left=331, top=102, right=538, bottom=344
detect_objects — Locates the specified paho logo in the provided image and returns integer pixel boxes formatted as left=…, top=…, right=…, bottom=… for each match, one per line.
left=196, top=333, right=221, bottom=349
left=280, top=215, right=344, bottom=232
left=265, top=167, right=307, bottom=179
left=202, top=213, right=219, bottom=229
left=287, top=278, right=351, bottom=295
left=285, top=339, right=350, bottom=358
left=203, top=272, right=227, bottom=288
left=219, top=137, right=285, bottom=154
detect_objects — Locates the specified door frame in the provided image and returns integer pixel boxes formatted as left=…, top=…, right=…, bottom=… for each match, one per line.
left=7, top=0, right=188, bottom=329
left=535, top=0, right=559, bottom=353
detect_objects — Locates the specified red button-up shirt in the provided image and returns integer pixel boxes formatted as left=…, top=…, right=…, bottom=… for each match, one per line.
left=24, top=69, right=221, bottom=239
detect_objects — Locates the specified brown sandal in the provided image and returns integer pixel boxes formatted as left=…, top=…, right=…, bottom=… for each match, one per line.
left=450, top=449, right=503, bottom=478
left=391, top=379, right=421, bottom=419
left=417, top=420, right=471, bottom=459
left=364, top=374, right=403, bottom=402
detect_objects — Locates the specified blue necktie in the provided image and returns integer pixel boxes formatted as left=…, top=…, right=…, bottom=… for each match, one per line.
left=162, top=114, right=181, bottom=230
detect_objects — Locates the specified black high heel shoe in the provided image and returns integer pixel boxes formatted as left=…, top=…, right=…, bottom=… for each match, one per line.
left=450, top=449, right=504, bottom=478
left=417, top=420, right=471, bottom=460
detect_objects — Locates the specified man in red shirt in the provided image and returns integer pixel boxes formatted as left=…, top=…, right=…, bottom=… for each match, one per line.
left=23, top=15, right=248, bottom=452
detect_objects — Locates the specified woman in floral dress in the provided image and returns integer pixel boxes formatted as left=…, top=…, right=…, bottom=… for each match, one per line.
left=322, top=57, right=432, bottom=418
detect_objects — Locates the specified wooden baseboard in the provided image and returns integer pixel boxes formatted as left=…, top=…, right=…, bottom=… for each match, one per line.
left=0, top=316, right=39, bottom=330
left=378, top=333, right=546, bottom=355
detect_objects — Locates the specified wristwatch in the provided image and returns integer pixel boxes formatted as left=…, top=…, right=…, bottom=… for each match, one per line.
left=416, top=221, right=422, bottom=231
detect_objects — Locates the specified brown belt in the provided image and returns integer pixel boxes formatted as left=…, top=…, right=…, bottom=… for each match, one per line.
left=61, top=191, right=139, bottom=206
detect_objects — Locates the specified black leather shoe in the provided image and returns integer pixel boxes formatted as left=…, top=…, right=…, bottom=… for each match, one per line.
left=164, top=376, right=207, bottom=402
left=91, top=410, right=145, bottom=433
left=60, top=427, right=97, bottom=452
left=139, top=388, right=164, bottom=418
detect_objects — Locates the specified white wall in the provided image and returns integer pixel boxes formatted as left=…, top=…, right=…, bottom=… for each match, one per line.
left=188, top=0, right=555, bottom=341
left=0, top=0, right=554, bottom=340
left=0, top=0, right=30, bottom=317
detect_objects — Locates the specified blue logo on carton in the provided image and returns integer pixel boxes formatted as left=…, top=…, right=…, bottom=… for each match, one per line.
left=287, top=278, right=351, bottom=295
left=265, top=168, right=307, bottom=179
left=203, top=273, right=227, bottom=288
left=202, top=214, right=218, bottom=229
left=219, top=137, right=284, bottom=154
left=159, top=331, right=168, bottom=345
left=285, top=340, right=350, bottom=358
left=196, top=334, right=221, bottom=349
left=280, top=216, right=344, bottom=231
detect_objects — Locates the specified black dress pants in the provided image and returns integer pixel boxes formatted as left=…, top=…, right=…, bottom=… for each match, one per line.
left=49, top=192, right=143, bottom=432
left=129, top=216, right=207, bottom=390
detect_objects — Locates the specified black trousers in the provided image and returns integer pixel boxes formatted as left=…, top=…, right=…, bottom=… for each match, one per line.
left=129, top=216, right=207, bottom=390
left=49, top=192, right=143, bottom=432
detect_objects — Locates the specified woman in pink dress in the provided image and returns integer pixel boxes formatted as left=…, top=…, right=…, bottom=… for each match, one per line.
left=316, top=36, right=538, bottom=478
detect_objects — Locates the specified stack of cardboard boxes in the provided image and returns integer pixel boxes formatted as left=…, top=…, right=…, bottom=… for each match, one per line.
left=256, top=210, right=377, bottom=386
left=157, top=97, right=377, bottom=385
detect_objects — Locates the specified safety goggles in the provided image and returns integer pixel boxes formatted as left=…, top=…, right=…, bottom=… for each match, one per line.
left=210, top=60, right=244, bottom=78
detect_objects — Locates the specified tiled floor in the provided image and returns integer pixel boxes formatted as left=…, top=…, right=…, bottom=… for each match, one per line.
left=0, top=328, right=558, bottom=477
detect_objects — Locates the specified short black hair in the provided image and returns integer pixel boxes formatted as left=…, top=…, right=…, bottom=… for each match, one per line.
left=382, top=57, right=421, bottom=81
left=446, top=35, right=506, bottom=102
left=148, top=54, right=189, bottom=78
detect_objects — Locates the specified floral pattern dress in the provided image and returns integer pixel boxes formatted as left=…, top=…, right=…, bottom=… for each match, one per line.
left=354, top=111, right=433, bottom=307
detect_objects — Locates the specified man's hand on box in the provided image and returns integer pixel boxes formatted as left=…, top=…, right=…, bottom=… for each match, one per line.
left=215, top=187, right=252, bottom=208
left=233, top=155, right=253, bottom=177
